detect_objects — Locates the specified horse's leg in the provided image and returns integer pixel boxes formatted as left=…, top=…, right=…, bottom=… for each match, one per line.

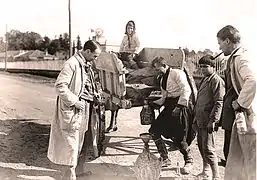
left=112, top=109, right=119, bottom=131
left=105, top=110, right=115, bottom=133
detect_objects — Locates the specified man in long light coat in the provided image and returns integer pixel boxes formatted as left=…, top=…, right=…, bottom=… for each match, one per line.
left=47, top=40, right=102, bottom=180
left=217, top=25, right=256, bottom=180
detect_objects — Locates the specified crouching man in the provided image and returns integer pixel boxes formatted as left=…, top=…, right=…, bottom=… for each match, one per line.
left=149, top=57, right=196, bottom=174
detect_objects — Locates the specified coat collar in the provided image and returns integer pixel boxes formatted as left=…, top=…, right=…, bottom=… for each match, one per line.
left=198, top=73, right=216, bottom=93
left=231, top=47, right=247, bottom=57
left=75, top=51, right=92, bottom=69
left=228, top=47, right=248, bottom=68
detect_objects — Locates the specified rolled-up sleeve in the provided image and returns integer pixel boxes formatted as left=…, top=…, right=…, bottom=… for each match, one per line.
left=176, top=71, right=191, bottom=106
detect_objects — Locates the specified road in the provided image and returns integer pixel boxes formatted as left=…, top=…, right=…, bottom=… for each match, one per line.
left=0, top=71, right=225, bottom=180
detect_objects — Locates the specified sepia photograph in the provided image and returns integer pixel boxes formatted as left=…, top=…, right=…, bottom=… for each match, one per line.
left=0, top=0, right=256, bottom=179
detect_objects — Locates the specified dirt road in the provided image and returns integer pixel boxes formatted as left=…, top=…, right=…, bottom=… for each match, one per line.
left=0, top=71, right=225, bottom=180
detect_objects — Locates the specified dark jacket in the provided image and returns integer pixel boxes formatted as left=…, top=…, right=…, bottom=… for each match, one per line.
left=194, top=73, right=225, bottom=128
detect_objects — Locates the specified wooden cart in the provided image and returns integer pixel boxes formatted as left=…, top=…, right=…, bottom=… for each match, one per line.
left=94, top=47, right=197, bottom=111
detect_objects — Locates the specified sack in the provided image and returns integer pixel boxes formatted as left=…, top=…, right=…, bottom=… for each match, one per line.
left=140, top=104, right=155, bottom=125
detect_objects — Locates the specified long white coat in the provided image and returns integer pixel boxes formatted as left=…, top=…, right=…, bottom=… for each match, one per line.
left=225, top=48, right=256, bottom=180
left=47, top=52, right=90, bottom=166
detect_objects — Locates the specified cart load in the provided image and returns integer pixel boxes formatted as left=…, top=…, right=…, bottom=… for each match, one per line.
left=94, top=48, right=197, bottom=110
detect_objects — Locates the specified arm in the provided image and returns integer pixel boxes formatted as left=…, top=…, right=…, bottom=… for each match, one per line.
left=119, top=36, right=126, bottom=52
left=55, top=61, right=79, bottom=107
left=174, top=70, right=191, bottom=107
left=134, top=34, right=140, bottom=54
left=209, top=76, right=225, bottom=123
left=236, top=57, right=256, bottom=109
left=153, top=89, right=167, bottom=106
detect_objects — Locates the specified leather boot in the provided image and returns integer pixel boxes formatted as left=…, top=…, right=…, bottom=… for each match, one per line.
left=154, top=138, right=171, bottom=167
left=180, top=148, right=193, bottom=174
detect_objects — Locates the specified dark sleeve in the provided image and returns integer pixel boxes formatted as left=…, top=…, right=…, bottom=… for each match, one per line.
left=209, top=75, right=226, bottom=123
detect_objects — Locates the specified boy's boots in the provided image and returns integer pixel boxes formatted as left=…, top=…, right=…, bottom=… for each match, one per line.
left=197, top=162, right=211, bottom=179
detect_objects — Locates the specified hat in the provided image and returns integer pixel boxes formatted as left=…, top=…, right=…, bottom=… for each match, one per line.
left=199, top=55, right=215, bottom=67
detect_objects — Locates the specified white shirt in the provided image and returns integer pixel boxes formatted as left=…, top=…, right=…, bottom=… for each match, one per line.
left=161, top=68, right=191, bottom=107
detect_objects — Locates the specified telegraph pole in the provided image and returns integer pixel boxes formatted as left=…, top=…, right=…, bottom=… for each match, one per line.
left=68, top=0, right=72, bottom=58
left=5, top=24, right=8, bottom=71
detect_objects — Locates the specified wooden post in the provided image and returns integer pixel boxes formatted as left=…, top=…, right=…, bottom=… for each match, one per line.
left=5, top=24, right=8, bottom=71
left=68, top=0, right=72, bottom=58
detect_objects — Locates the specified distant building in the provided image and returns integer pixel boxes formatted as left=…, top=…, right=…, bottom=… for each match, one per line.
left=0, top=50, right=58, bottom=62
left=28, top=50, right=57, bottom=60
left=0, top=50, right=24, bottom=62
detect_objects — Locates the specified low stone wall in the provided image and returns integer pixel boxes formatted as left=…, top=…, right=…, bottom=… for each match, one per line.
left=0, top=60, right=204, bottom=86
left=0, top=60, right=65, bottom=71
left=0, top=60, right=64, bottom=78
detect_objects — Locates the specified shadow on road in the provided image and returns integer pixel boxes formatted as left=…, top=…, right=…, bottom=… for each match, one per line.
left=0, top=119, right=179, bottom=180
left=76, top=162, right=180, bottom=180
left=0, top=119, right=62, bottom=179
left=101, top=135, right=158, bottom=157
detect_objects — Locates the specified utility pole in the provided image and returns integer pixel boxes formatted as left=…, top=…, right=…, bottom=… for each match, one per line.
left=68, top=0, right=72, bottom=58
left=5, top=24, right=8, bottom=71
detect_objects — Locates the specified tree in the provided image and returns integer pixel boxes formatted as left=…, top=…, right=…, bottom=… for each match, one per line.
left=76, top=35, right=82, bottom=50
left=0, top=37, right=5, bottom=52
left=72, top=41, right=76, bottom=55
left=63, top=33, right=70, bottom=51
left=6, top=29, right=42, bottom=50
left=40, top=36, right=51, bottom=52
left=6, top=29, right=23, bottom=50
left=48, top=39, right=60, bottom=55
left=59, top=33, right=69, bottom=51
left=22, top=31, right=42, bottom=50
left=203, top=49, right=213, bottom=55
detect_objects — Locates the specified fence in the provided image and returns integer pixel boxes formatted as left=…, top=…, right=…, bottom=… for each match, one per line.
left=0, top=51, right=227, bottom=78
left=185, top=54, right=226, bottom=78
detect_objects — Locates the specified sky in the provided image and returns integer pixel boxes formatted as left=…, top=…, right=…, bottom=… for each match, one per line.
left=0, top=0, right=256, bottom=53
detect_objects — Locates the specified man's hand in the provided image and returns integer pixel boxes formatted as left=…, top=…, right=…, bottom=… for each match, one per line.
left=153, top=97, right=165, bottom=106
left=192, top=122, right=198, bottom=132
left=172, top=106, right=182, bottom=117
left=207, top=122, right=215, bottom=133
left=232, top=100, right=241, bottom=111
left=74, top=101, right=85, bottom=110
